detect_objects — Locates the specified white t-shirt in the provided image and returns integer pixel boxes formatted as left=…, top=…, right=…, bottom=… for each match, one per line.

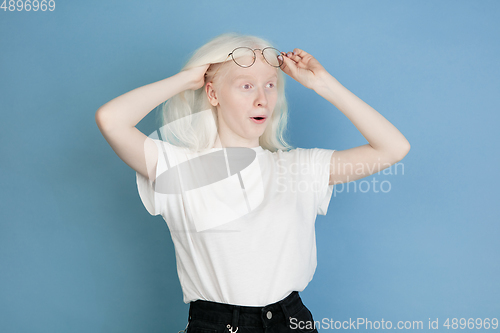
left=136, top=138, right=335, bottom=306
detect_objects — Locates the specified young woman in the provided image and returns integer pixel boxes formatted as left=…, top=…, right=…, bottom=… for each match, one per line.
left=95, top=33, right=410, bottom=333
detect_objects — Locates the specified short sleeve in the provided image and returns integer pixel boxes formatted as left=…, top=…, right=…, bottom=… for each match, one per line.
left=135, top=138, right=168, bottom=216
left=310, top=148, right=336, bottom=215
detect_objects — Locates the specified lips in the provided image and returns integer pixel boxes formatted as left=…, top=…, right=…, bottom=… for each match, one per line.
left=250, top=115, right=267, bottom=124
left=250, top=115, right=267, bottom=120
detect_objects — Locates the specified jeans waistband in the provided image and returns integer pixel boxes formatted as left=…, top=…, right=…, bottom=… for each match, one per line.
left=188, top=291, right=304, bottom=329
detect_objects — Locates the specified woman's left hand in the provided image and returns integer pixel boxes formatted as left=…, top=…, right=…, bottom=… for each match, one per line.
left=279, top=48, right=328, bottom=90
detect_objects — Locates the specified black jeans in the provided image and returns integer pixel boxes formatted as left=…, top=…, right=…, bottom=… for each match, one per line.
left=185, top=291, right=319, bottom=333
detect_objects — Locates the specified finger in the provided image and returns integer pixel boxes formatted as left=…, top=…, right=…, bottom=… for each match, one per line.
left=284, top=52, right=309, bottom=70
left=279, top=58, right=292, bottom=77
left=284, top=50, right=309, bottom=67
left=279, top=54, right=293, bottom=75
left=293, top=49, right=316, bottom=64
left=283, top=51, right=300, bottom=63
left=292, top=56, right=309, bottom=68
left=293, top=48, right=310, bottom=57
left=280, top=54, right=298, bottom=77
left=201, top=63, right=211, bottom=76
left=286, top=51, right=294, bottom=58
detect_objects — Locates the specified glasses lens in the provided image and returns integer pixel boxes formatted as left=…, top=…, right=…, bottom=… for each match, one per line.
left=262, top=48, right=283, bottom=67
left=231, top=47, right=255, bottom=67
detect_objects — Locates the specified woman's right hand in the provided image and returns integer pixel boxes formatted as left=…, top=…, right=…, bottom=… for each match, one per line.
left=180, top=64, right=211, bottom=91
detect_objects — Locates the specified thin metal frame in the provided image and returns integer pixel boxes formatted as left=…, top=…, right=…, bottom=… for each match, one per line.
left=212, top=47, right=283, bottom=80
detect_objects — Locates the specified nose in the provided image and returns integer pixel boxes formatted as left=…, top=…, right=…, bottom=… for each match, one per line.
left=254, top=86, right=268, bottom=108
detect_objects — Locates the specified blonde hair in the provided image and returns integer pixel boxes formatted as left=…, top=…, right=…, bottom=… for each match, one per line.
left=156, top=32, right=294, bottom=153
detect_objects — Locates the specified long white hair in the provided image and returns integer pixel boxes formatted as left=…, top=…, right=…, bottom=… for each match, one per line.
left=156, top=32, right=294, bottom=153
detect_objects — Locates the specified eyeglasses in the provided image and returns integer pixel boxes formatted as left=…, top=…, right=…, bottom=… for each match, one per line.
left=212, top=47, right=284, bottom=79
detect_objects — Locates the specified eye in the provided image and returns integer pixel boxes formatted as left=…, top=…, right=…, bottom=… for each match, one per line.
left=242, top=83, right=252, bottom=89
left=267, top=82, right=276, bottom=89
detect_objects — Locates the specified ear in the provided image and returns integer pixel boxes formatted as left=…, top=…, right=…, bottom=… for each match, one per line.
left=205, top=81, right=219, bottom=107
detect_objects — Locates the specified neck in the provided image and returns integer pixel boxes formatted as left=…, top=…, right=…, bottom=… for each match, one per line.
left=212, top=135, right=260, bottom=149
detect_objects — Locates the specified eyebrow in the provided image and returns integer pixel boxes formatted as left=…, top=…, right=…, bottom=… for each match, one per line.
left=233, top=74, right=277, bottom=81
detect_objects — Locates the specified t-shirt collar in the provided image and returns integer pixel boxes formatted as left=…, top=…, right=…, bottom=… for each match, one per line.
left=209, top=145, right=264, bottom=154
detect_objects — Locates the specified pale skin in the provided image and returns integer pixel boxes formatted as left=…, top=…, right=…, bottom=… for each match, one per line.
left=95, top=48, right=410, bottom=187
left=205, top=53, right=279, bottom=149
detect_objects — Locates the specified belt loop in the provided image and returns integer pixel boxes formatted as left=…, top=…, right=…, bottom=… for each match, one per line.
left=279, top=295, right=292, bottom=327
left=227, top=305, right=240, bottom=333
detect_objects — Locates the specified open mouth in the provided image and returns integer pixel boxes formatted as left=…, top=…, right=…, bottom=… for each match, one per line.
left=250, top=116, right=267, bottom=124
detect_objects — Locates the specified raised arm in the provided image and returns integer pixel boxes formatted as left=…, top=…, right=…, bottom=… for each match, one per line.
left=279, top=49, right=410, bottom=185
left=95, top=64, right=209, bottom=180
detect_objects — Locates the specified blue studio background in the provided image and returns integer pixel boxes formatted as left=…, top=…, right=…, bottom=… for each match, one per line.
left=1, top=0, right=499, bottom=332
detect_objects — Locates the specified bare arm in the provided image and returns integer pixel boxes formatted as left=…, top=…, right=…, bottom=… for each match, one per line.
left=280, top=49, right=410, bottom=185
left=316, top=72, right=410, bottom=185
left=95, top=64, right=209, bottom=180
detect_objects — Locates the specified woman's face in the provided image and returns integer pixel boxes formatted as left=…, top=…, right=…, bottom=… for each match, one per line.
left=206, top=53, right=279, bottom=147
